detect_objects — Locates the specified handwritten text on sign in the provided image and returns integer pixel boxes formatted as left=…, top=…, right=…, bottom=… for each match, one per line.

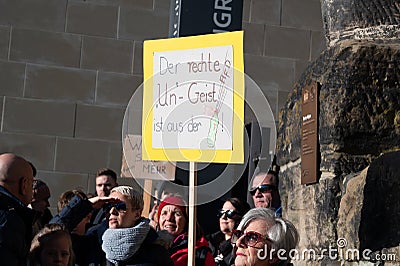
left=152, top=46, right=234, bottom=150
left=121, top=135, right=176, bottom=180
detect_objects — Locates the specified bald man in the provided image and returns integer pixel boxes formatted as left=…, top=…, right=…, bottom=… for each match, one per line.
left=0, top=153, right=36, bottom=265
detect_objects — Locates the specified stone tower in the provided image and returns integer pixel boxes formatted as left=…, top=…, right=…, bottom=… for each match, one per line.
left=276, top=0, right=400, bottom=264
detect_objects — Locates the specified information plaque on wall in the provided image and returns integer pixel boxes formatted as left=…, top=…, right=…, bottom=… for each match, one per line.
left=301, top=81, right=319, bottom=184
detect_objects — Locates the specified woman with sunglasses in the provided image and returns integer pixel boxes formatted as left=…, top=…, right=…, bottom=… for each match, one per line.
left=206, top=198, right=250, bottom=266
left=232, top=208, right=299, bottom=266
left=101, top=185, right=173, bottom=266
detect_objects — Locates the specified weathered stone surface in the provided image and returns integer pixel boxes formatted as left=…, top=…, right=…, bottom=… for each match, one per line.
left=321, top=0, right=400, bottom=46
left=337, top=168, right=367, bottom=252
left=276, top=2, right=400, bottom=263
left=336, top=151, right=400, bottom=264
left=277, top=42, right=400, bottom=264
left=280, top=161, right=340, bottom=251
left=359, top=152, right=400, bottom=253
left=277, top=41, right=400, bottom=164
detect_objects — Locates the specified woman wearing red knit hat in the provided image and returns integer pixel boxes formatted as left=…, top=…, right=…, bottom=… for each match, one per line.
left=157, top=196, right=216, bottom=266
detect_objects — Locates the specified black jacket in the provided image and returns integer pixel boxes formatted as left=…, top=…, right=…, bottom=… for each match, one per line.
left=206, top=231, right=234, bottom=266
left=0, top=185, right=36, bottom=266
left=50, top=194, right=93, bottom=232
left=71, top=233, right=105, bottom=266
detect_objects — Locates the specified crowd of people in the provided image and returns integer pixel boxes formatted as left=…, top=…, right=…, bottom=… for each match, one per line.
left=0, top=152, right=299, bottom=266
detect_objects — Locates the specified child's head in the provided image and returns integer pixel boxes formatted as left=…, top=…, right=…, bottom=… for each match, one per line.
left=30, top=224, right=74, bottom=266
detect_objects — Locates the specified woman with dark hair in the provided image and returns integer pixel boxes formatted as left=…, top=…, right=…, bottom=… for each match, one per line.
left=206, top=197, right=250, bottom=266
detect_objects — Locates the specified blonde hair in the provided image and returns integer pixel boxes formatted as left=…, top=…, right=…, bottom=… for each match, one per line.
left=29, top=224, right=74, bottom=266
left=111, top=185, right=144, bottom=211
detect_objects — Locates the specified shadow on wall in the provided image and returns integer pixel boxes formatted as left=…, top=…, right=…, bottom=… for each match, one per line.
left=359, top=151, right=400, bottom=251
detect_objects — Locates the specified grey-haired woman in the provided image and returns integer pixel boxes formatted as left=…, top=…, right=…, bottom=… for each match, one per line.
left=232, top=208, right=299, bottom=266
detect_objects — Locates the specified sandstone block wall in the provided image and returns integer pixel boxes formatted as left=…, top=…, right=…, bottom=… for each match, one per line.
left=0, top=0, right=325, bottom=213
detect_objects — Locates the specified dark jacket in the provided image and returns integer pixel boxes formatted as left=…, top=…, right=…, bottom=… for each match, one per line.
left=32, top=207, right=53, bottom=237
left=90, top=207, right=106, bottom=226
left=86, top=219, right=108, bottom=245
left=71, top=233, right=105, bottom=266
left=50, top=195, right=105, bottom=266
left=50, top=194, right=93, bottom=232
left=206, top=231, right=234, bottom=266
left=105, top=228, right=174, bottom=266
left=0, top=185, right=36, bottom=266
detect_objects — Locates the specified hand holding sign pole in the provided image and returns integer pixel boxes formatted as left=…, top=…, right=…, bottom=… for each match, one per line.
left=142, top=31, right=244, bottom=266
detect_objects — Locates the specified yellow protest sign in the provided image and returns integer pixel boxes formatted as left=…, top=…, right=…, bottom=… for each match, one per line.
left=142, top=31, right=244, bottom=163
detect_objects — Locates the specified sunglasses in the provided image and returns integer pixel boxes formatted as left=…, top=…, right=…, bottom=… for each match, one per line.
left=217, top=209, right=238, bottom=219
left=231, top=229, right=272, bottom=247
left=104, top=202, right=127, bottom=214
left=249, top=184, right=276, bottom=196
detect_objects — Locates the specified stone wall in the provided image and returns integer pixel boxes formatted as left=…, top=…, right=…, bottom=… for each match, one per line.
left=276, top=0, right=400, bottom=264
left=0, top=0, right=325, bottom=213
left=277, top=41, right=400, bottom=265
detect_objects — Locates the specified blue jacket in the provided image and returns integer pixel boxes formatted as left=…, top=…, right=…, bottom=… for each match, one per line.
left=50, top=194, right=93, bottom=232
left=0, top=185, right=36, bottom=266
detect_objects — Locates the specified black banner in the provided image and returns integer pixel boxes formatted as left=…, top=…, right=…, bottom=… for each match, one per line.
left=169, top=0, right=243, bottom=37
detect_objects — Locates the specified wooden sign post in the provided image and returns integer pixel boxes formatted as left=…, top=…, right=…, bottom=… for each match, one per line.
left=141, top=179, right=153, bottom=217
left=142, top=31, right=244, bottom=265
left=188, top=161, right=197, bottom=265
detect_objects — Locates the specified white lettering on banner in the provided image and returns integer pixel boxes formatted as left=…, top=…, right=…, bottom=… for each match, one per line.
left=213, top=0, right=233, bottom=32
left=215, top=0, right=232, bottom=11
left=214, top=13, right=231, bottom=28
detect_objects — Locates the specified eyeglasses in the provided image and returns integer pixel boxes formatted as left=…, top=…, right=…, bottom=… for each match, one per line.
left=231, top=229, right=272, bottom=247
left=104, top=202, right=127, bottom=214
left=249, top=184, right=276, bottom=196
left=217, top=209, right=238, bottom=219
